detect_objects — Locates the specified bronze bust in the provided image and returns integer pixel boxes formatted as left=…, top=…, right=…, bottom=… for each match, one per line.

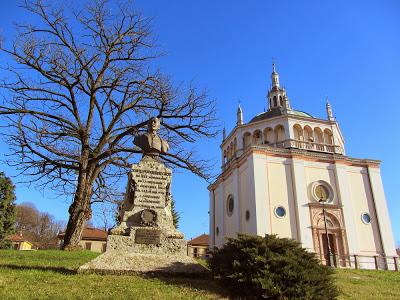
left=134, top=117, right=169, bottom=157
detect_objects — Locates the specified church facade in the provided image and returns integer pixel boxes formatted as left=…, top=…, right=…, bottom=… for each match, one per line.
left=208, top=65, right=397, bottom=269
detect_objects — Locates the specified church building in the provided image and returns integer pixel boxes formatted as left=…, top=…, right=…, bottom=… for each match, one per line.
left=208, top=64, right=397, bottom=269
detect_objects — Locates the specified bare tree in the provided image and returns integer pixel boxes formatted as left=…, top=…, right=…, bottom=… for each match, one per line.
left=16, top=203, right=65, bottom=249
left=92, top=201, right=117, bottom=231
left=0, top=0, right=217, bottom=249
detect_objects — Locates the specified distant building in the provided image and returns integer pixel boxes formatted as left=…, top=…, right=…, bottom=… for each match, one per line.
left=58, top=227, right=107, bottom=252
left=187, top=234, right=209, bottom=258
left=7, top=233, right=33, bottom=250
left=209, top=64, right=397, bottom=270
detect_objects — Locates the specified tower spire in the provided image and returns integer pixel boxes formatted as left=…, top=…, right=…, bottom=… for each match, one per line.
left=237, top=104, right=243, bottom=126
left=326, top=97, right=335, bottom=121
left=268, top=63, right=289, bottom=110
left=271, top=63, right=280, bottom=87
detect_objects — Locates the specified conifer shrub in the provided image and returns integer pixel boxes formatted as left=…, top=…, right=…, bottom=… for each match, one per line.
left=0, top=172, right=16, bottom=249
left=209, top=234, right=338, bottom=299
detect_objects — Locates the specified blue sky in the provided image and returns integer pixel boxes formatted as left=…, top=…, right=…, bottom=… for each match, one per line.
left=0, top=0, right=399, bottom=245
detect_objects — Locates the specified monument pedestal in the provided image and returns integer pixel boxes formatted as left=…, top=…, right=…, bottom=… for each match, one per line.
left=78, top=157, right=207, bottom=275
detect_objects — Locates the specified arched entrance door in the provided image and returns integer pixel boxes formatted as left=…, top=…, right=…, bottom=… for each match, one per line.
left=310, top=205, right=349, bottom=267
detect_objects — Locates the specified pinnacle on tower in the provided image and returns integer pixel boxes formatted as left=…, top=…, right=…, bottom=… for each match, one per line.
left=271, top=63, right=280, bottom=87
left=326, top=97, right=335, bottom=121
left=222, top=127, right=226, bottom=140
left=237, top=104, right=243, bottom=126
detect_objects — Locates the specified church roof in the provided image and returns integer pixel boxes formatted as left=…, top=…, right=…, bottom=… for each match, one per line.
left=188, top=234, right=209, bottom=246
left=58, top=227, right=108, bottom=241
left=249, top=108, right=314, bottom=123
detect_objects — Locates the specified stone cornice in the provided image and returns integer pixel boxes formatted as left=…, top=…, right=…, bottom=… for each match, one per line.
left=208, top=145, right=381, bottom=190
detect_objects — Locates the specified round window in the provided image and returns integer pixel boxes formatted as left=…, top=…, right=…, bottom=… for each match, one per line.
left=311, top=181, right=334, bottom=203
left=245, top=210, right=250, bottom=221
left=227, top=195, right=234, bottom=216
left=275, top=206, right=286, bottom=218
left=362, top=213, right=371, bottom=224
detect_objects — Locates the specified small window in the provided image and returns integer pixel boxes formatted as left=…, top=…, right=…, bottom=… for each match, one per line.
left=274, top=206, right=286, bottom=218
left=362, top=213, right=371, bottom=224
left=193, top=247, right=198, bottom=258
left=227, top=195, right=234, bottom=216
left=245, top=210, right=250, bottom=221
left=216, top=226, right=219, bottom=236
left=85, top=242, right=92, bottom=251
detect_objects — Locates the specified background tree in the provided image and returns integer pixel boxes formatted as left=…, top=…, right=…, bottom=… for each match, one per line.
left=16, top=203, right=64, bottom=249
left=0, top=0, right=217, bottom=249
left=171, top=196, right=180, bottom=229
left=0, top=172, right=17, bottom=249
left=92, top=201, right=116, bottom=232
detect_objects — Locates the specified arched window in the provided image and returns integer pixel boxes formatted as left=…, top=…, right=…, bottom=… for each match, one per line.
left=324, top=129, right=333, bottom=145
left=279, top=96, right=283, bottom=106
left=314, top=127, right=324, bottom=151
left=243, top=132, right=251, bottom=148
left=323, top=129, right=334, bottom=152
left=274, top=125, right=285, bottom=143
left=293, top=124, right=303, bottom=140
left=263, top=127, right=273, bottom=144
left=253, top=130, right=262, bottom=145
left=304, top=126, right=314, bottom=142
left=227, top=194, right=234, bottom=217
left=273, top=96, right=277, bottom=107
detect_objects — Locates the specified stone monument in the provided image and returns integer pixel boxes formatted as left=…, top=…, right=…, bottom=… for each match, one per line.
left=79, top=117, right=206, bottom=275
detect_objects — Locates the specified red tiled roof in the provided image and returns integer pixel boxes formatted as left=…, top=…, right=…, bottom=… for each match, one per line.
left=58, top=227, right=108, bottom=241
left=188, top=234, right=209, bottom=246
left=7, top=234, right=31, bottom=244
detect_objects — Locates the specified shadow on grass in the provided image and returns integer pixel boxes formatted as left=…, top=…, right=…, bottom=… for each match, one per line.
left=0, top=264, right=76, bottom=275
left=80, top=261, right=230, bottom=298
left=143, top=262, right=230, bottom=298
left=145, top=273, right=230, bottom=298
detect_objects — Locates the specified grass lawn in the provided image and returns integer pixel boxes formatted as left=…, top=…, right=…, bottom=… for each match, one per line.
left=1, top=250, right=399, bottom=299
left=0, top=250, right=228, bottom=299
left=335, top=268, right=400, bottom=300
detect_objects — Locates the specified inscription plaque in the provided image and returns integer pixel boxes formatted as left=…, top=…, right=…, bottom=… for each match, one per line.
left=131, top=164, right=171, bottom=208
left=135, top=229, right=162, bottom=245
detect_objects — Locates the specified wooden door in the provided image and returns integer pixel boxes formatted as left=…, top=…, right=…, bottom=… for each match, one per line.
left=321, top=233, right=336, bottom=266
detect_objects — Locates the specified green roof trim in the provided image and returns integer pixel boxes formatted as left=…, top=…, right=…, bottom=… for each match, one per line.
left=249, top=108, right=314, bottom=123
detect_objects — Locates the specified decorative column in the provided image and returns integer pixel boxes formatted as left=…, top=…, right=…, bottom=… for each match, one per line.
left=248, top=152, right=270, bottom=235
left=291, top=158, right=314, bottom=251
left=333, top=163, right=358, bottom=255
left=367, top=166, right=397, bottom=257
left=209, top=188, right=215, bottom=249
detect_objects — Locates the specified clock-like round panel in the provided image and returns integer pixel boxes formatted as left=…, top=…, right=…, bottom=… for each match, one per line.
left=315, top=184, right=329, bottom=201
left=310, top=180, right=335, bottom=203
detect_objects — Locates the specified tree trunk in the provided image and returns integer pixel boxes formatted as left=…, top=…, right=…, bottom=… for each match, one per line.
left=62, top=159, right=95, bottom=250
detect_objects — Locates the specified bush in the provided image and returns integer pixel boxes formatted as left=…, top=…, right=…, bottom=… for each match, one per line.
left=209, top=234, right=338, bottom=299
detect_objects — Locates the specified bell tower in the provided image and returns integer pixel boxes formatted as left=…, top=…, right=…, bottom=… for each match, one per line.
left=271, top=63, right=280, bottom=87
left=267, top=63, right=290, bottom=111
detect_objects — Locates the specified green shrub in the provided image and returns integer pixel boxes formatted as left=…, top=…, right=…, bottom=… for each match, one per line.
left=209, top=234, right=338, bottom=299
